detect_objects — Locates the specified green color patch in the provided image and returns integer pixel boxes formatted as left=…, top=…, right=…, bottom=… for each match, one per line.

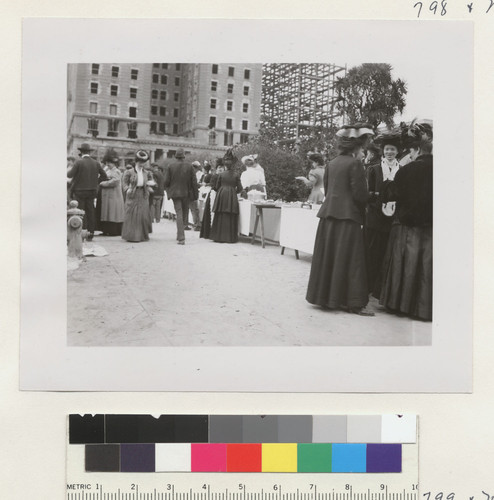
left=297, top=443, right=332, bottom=472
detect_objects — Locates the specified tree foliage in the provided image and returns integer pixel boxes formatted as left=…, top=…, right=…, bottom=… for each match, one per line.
left=335, top=63, right=407, bottom=129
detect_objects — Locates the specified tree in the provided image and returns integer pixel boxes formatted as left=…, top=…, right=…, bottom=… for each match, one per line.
left=335, top=63, right=407, bottom=129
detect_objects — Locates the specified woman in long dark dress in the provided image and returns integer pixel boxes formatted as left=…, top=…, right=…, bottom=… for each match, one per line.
left=306, top=124, right=375, bottom=316
left=98, top=156, right=125, bottom=236
left=210, top=150, right=243, bottom=244
left=121, top=150, right=154, bottom=242
left=378, top=121, right=433, bottom=321
left=200, top=159, right=223, bottom=239
left=365, top=133, right=402, bottom=295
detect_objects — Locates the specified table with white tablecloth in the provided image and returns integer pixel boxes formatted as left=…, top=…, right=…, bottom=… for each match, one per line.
left=238, top=200, right=281, bottom=243
left=279, top=205, right=320, bottom=256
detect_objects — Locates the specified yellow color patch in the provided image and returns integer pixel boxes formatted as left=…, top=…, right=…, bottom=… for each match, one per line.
left=262, top=443, right=298, bottom=472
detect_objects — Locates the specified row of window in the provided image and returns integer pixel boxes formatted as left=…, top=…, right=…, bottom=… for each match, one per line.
left=91, top=63, right=250, bottom=83
left=152, top=74, right=180, bottom=86
left=151, top=90, right=174, bottom=101
left=150, top=122, right=179, bottom=135
left=89, top=102, right=137, bottom=116
left=86, top=118, right=138, bottom=139
left=211, top=81, right=250, bottom=96
left=210, top=99, right=249, bottom=113
left=91, top=64, right=139, bottom=80
left=89, top=103, right=137, bottom=118
left=153, top=63, right=181, bottom=70
left=211, top=65, right=251, bottom=80
left=91, top=64, right=252, bottom=81
left=211, top=131, right=250, bottom=146
left=208, top=116, right=249, bottom=131
left=151, top=106, right=179, bottom=118
left=90, top=82, right=138, bottom=98
left=151, top=90, right=179, bottom=101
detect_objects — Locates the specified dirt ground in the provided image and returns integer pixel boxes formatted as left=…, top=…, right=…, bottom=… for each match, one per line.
left=67, top=218, right=432, bottom=347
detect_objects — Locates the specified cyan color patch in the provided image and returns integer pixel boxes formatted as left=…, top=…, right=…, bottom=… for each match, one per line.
left=331, top=444, right=366, bottom=472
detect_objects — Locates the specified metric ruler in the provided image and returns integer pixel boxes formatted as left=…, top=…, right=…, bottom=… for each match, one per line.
left=65, top=477, right=419, bottom=500
left=67, top=442, right=418, bottom=500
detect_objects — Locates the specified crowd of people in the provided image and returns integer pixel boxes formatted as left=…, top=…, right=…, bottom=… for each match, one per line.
left=67, top=144, right=167, bottom=242
left=66, top=145, right=266, bottom=245
left=306, top=120, right=433, bottom=322
left=67, top=119, right=433, bottom=323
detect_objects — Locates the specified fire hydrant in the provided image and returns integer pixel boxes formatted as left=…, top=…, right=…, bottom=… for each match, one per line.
left=67, top=200, right=87, bottom=258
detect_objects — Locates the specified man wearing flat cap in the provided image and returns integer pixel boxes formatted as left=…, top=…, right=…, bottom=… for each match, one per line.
left=68, top=143, right=108, bottom=241
left=163, top=148, right=198, bottom=244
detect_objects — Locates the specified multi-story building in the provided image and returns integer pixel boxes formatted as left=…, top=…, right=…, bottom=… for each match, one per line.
left=180, top=63, right=263, bottom=147
left=67, top=63, right=152, bottom=161
left=67, top=63, right=263, bottom=163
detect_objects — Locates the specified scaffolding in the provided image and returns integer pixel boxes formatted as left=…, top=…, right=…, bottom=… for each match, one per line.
left=261, top=63, right=346, bottom=146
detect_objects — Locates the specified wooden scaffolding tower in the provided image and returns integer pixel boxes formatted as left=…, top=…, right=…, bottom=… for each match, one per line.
left=261, top=63, right=346, bottom=146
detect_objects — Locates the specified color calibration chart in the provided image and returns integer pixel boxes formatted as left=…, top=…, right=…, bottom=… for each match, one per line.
left=67, top=415, right=418, bottom=500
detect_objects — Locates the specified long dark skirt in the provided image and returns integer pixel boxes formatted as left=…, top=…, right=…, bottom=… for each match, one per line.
left=95, top=188, right=102, bottom=231
left=365, top=227, right=390, bottom=296
left=122, top=188, right=151, bottom=242
left=210, top=212, right=239, bottom=243
left=379, top=224, right=432, bottom=321
left=199, top=192, right=213, bottom=239
left=306, top=217, right=368, bottom=309
left=99, top=221, right=122, bottom=236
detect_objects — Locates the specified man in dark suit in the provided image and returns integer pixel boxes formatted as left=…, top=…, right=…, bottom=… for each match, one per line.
left=163, top=148, right=198, bottom=245
left=68, top=143, right=108, bottom=241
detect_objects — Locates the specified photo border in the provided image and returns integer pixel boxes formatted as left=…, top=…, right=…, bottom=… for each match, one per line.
left=20, top=18, right=473, bottom=392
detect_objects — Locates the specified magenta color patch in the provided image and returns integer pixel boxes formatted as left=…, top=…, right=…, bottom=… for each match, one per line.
left=191, top=443, right=227, bottom=472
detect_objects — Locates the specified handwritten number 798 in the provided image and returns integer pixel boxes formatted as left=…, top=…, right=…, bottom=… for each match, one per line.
left=414, top=1, right=447, bottom=17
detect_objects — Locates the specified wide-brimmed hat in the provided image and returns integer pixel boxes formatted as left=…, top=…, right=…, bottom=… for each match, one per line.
left=241, top=155, right=256, bottom=165
left=192, top=161, right=201, bottom=167
left=375, top=131, right=402, bottom=151
left=400, top=119, right=433, bottom=149
left=223, top=148, right=237, bottom=164
left=336, top=123, right=374, bottom=139
left=175, top=148, right=185, bottom=159
left=78, top=143, right=93, bottom=152
left=135, top=150, right=149, bottom=163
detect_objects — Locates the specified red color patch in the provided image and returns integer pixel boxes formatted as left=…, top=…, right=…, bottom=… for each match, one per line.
left=227, top=443, right=262, bottom=472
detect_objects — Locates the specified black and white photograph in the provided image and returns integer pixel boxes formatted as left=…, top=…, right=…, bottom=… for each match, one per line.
left=66, top=61, right=433, bottom=347
left=21, top=19, right=472, bottom=391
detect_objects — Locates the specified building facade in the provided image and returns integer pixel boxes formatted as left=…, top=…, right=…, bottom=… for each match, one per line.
left=148, top=63, right=183, bottom=138
left=180, top=64, right=263, bottom=147
left=67, top=63, right=153, bottom=161
left=67, top=63, right=263, bottom=163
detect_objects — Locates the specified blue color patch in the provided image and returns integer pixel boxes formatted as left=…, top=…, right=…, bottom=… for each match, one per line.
left=331, top=443, right=367, bottom=472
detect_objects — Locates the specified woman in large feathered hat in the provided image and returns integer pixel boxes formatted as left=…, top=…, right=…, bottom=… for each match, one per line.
left=377, top=120, right=433, bottom=321
left=209, top=149, right=244, bottom=243
left=365, top=130, right=403, bottom=295
left=306, top=123, right=375, bottom=316
left=121, top=150, right=155, bottom=242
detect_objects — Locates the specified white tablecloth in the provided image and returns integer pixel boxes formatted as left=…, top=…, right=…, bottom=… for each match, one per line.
left=238, top=200, right=281, bottom=243
left=162, top=193, right=194, bottom=224
left=279, top=206, right=320, bottom=255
